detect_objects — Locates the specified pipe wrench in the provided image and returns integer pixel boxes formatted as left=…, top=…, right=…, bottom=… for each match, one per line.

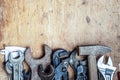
left=97, top=55, right=116, bottom=80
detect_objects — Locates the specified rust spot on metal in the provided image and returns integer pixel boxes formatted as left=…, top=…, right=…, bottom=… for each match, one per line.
left=86, top=16, right=90, bottom=24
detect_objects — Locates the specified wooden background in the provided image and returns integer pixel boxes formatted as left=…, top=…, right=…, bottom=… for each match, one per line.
left=0, top=0, right=119, bottom=80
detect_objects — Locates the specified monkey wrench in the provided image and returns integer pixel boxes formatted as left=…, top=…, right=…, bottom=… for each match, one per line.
left=97, top=55, right=116, bottom=80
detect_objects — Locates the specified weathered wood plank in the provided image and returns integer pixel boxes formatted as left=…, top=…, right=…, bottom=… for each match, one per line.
left=0, top=0, right=119, bottom=79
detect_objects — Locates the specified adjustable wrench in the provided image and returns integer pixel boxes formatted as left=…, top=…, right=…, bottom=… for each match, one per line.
left=97, top=55, right=116, bottom=80
left=25, top=45, right=54, bottom=80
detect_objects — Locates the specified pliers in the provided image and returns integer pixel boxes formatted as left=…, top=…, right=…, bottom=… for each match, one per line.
left=97, top=55, right=116, bottom=80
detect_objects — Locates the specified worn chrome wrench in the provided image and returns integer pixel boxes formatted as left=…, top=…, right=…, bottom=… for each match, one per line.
left=9, top=51, right=24, bottom=80
left=0, top=46, right=26, bottom=61
left=97, top=55, right=116, bottom=80
left=0, top=46, right=26, bottom=80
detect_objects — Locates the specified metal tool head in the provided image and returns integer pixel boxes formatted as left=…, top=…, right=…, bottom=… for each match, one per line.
left=79, top=45, right=111, bottom=55
left=25, top=44, right=52, bottom=70
left=52, top=49, right=69, bottom=67
left=97, top=55, right=113, bottom=68
left=97, top=55, right=116, bottom=80
left=25, top=45, right=52, bottom=80
left=0, top=46, right=26, bottom=61
left=53, top=61, right=69, bottom=80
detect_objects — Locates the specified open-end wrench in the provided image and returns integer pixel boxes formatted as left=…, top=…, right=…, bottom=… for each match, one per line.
left=97, top=55, right=116, bottom=80
left=3, top=46, right=26, bottom=80
left=0, top=46, right=26, bottom=61
left=25, top=45, right=53, bottom=80
left=5, top=61, right=12, bottom=80
left=8, top=50, right=24, bottom=80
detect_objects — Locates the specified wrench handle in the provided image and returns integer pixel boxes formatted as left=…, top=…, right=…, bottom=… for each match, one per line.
left=105, top=75, right=111, bottom=80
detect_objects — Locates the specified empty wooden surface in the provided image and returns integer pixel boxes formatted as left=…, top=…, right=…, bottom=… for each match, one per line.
left=0, top=0, right=119, bottom=80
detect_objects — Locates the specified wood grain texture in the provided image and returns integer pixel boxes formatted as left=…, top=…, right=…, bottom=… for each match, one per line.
left=0, top=0, right=119, bottom=80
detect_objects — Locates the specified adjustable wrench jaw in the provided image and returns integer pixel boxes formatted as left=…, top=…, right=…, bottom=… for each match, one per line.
left=97, top=56, right=116, bottom=80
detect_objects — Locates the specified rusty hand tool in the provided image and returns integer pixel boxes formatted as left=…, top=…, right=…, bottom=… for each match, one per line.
left=97, top=55, right=116, bottom=80
left=78, top=45, right=111, bottom=80
left=38, top=65, right=55, bottom=80
left=25, top=45, right=53, bottom=80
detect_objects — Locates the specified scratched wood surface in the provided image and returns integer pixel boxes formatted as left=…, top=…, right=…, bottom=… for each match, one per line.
left=0, top=0, right=119, bottom=80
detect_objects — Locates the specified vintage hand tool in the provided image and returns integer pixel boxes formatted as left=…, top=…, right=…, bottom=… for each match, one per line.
left=52, top=49, right=69, bottom=67
left=25, top=45, right=54, bottom=80
left=53, top=61, right=69, bottom=80
left=69, top=49, right=79, bottom=70
left=76, top=61, right=88, bottom=80
left=78, top=46, right=111, bottom=80
left=1, top=46, right=26, bottom=80
left=5, top=61, right=12, bottom=80
left=97, top=55, right=116, bottom=80
left=52, top=49, right=69, bottom=80
left=38, top=65, right=55, bottom=80
left=0, top=46, right=26, bottom=61
left=6, top=50, right=24, bottom=80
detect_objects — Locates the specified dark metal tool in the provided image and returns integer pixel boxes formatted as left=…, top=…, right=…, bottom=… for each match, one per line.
left=54, top=61, right=69, bottom=80
left=52, top=49, right=69, bottom=80
left=67, top=49, right=88, bottom=80
left=76, top=61, right=88, bottom=80
left=52, top=49, right=69, bottom=67
left=23, top=70, right=31, bottom=80
left=78, top=45, right=111, bottom=80
left=25, top=45, right=53, bottom=80
left=38, top=65, right=55, bottom=80
left=69, top=50, right=79, bottom=70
